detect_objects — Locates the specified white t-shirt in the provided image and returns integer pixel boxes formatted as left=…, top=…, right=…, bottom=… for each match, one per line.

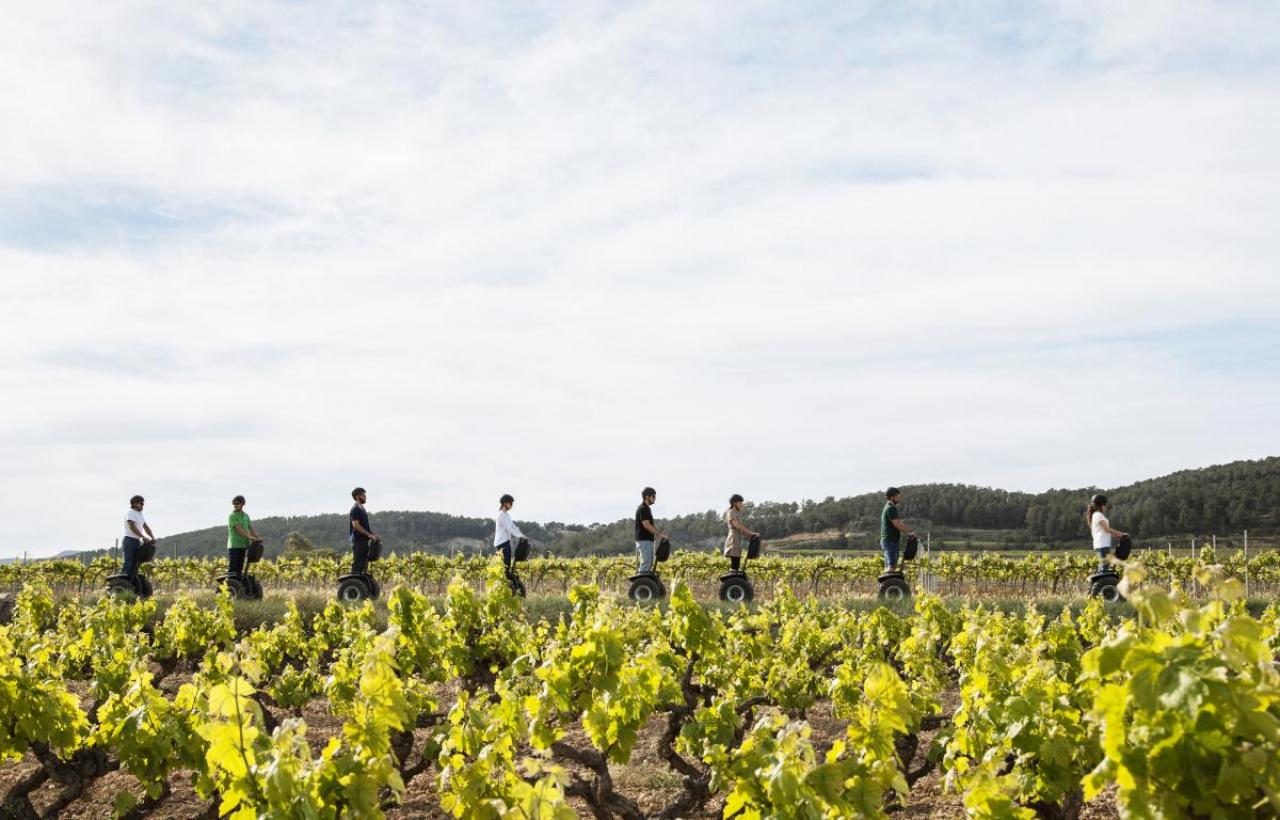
left=1090, top=511, right=1111, bottom=549
left=125, top=509, right=148, bottom=541
left=494, top=510, right=524, bottom=547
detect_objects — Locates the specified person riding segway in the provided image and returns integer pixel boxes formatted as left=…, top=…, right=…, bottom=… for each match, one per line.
left=495, top=494, right=530, bottom=597
left=107, top=495, right=157, bottom=597
left=337, top=487, right=382, bottom=602
left=628, top=487, right=669, bottom=602
left=877, top=488, right=916, bottom=602
left=218, top=495, right=265, bottom=599
left=1086, top=494, right=1128, bottom=602
left=719, top=494, right=761, bottom=603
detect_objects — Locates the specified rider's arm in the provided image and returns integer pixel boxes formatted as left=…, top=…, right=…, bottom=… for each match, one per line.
left=234, top=524, right=254, bottom=539
left=642, top=520, right=667, bottom=540
left=351, top=517, right=377, bottom=540
left=731, top=517, right=757, bottom=536
left=891, top=518, right=914, bottom=536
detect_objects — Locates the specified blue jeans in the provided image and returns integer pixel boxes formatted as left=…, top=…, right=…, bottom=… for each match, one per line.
left=497, top=540, right=513, bottom=569
left=1095, top=548, right=1111, bottom=571
left=881, top=539, right=900, bottom=570
left=122, top=536, right=142, bottom=578
left=636, top=540, right=655, bottom=574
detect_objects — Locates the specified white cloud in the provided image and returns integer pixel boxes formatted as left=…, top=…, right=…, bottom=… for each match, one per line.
left=1, top=0, right=1278, bottom=555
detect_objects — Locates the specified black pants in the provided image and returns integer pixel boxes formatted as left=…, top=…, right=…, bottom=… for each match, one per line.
left=228, top=547, right=247, bottom=576
left=351, top=539, right=370, bottom=576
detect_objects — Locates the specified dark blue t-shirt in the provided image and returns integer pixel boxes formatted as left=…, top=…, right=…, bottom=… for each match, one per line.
left=350, top=504, right=371, bottom=543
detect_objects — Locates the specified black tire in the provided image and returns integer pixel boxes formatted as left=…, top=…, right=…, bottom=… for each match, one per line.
left=629, top=575, right=664, bottom=602
left=247, top=577, right=264, bottom=599
left=137, top=574, right=153, bottom=598
left=719, top=576, right=754, bottom=603
left=368, top=577, right=381, bottom=599
left=106, top=576, right=134, bottom=597
left=878, top=575, right=911, bottom=602
left=221, top=575, right=248, bottom=599
left=508, top=573, right=527, bottom=598
left=337, top=577, right=370, bottom=603
left=1091, top=581, right=1123, bottom=602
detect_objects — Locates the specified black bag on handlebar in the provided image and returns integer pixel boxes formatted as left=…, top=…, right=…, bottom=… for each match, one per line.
left=656, top=538, right=671, bottom=563
left=514, top=537, right=531, bottom=562
left=1114, top=534, right=1132, bottom=561
left=138, top=540, right=157, bottom=564
left=903, top=534, right=919, bottom=562
left=247, top=540, right=264, bottom=564
left=367, top=540, right=383, bottom=562
left=747, top=534, right=762, bottom=559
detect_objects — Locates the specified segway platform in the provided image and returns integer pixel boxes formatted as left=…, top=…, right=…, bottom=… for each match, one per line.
left=1088, top=571, right=1123, bottom=602
left=217, top=573, right=264, bottom=600
left=337, top=572, right=380, bottom=602
left=106, top=572, right=153, bottom=598
left=877, top=570, right=911, bottom=602
left=718, top=570, right=754, bottom=603
left=627, top=572, right=666, bottom=602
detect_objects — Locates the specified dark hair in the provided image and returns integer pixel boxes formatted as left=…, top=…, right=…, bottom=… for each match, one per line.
left=885, top=487, right=900, bottom=499
left=1085, top=494, right=1108, bottom=525
left=642, top=487, right=656, bottom=499
left=232, top=495, right=246, bottom=505
left=129, top=495, right=144, bottom=505
left=500, top=493, right=514, bottom=505
left=729, top=493, right=744, bottom=505
left=352, top=487, right=366, bottom=499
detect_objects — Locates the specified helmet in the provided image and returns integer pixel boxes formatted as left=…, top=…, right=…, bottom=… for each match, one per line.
left=500, top=494, right=515, bottom=505
left=1091, top=494, right=1108, bottom=507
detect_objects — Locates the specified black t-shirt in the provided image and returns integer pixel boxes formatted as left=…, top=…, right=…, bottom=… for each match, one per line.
left=350, top=504, right=371, bottom=543
left=635, top=503, right=655, bottom=541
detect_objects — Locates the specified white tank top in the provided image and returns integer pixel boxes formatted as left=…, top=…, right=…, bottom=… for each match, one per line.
left=1091, top=511, right=1111, bottom=549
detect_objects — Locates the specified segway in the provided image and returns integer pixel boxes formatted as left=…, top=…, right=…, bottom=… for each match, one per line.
left=217, top=540, right=265, bottom=600
left=107, top=539, right=156, bottom=598
left=877, top=534, right=918, bottom=602
left=337, top=539, right=383, bottom=602
left=506, top=537, right=530, bottom=598
left=719, top=534, right=761, bottom=603
left=1088, top=535, right=1129, bottom=602
left=628, top=538, right=670, bottom=602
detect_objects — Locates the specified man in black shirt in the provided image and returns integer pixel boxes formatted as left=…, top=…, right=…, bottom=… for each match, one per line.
left=349, top=487, right=379, bottom=576
left=635, top=487, right=668, bottom=574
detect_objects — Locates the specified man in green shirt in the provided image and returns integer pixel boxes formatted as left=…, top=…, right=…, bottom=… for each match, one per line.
left=228, top=495, right=261, bottom=576
left=880, top=487, right=915, bottom=572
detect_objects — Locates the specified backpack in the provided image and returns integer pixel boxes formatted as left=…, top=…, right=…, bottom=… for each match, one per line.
left=903, top=534, right=919, bottom=562
left=656, top=538, right=671, bottom=562
left=1114, top=534, right=1132, bottom=561
left=747, top=534, right=762, bottom=559
left=514, top=537, right=531, bottom=562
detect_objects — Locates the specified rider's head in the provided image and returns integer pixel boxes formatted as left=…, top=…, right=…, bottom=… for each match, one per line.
left=232, top=495, right=246, bottom=507
left=500, top=493, right=515, bottom=509
left=885, top=487, right=901, bottom=503
left=1091, top=493, right=1108, bottom=508
left=129, top=495, right=145, bottom=509
left=352, top=487, right=367, bottom=503
left=729, top=493, right=744, bottom=509
left=642, top=487, right=656, bottom=504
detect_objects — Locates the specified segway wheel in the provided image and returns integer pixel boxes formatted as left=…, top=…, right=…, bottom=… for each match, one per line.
left=877, top=575, right=911, bottom=602
left=221, top=575, right=248, bottom=599
left=106, top=576, right=134, bottom=597
left=367, top=576, right=381, bottom=599
left=1090, top=576, right=1123, bottom=602
left=137, top=574, right=154, bottom=598
left=247, top=576, right=264, bottom=600
left=337, top=577, right=370, bottom=603
left=628, top=575, right=664, bottom=602
left=507, top=573, right=527, bottom=598
left=718, top=574, right=754, bottom=603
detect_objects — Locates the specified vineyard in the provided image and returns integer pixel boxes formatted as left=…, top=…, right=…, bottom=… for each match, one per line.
left=3, top=558, right=1280, bottom=818
left=6, top=547, right=1280, bottom=601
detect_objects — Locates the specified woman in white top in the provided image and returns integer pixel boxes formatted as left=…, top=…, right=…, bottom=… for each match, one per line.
left=494, top=493, right=525, bottom=570
left=1087, top=493, right=1128, bottom=571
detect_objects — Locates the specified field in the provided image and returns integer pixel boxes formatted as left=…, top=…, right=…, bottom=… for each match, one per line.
left=3, top=555, right=1280, bottom=819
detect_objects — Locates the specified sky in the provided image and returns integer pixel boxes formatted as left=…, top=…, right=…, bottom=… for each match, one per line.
left=2, top=1, right=1278, bottom=557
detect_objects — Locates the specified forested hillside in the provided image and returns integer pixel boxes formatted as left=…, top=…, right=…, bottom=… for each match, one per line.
left=113, top=456, right=1280, bottom=559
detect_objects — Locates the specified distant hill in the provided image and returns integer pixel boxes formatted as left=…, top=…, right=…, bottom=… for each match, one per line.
left=82, top=456, right=1280, bottom=560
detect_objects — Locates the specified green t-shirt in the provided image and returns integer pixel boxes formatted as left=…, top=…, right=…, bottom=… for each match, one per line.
left=228, top=510, right=253, bottom=550
left=880, top=502, right=901, bottom=544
